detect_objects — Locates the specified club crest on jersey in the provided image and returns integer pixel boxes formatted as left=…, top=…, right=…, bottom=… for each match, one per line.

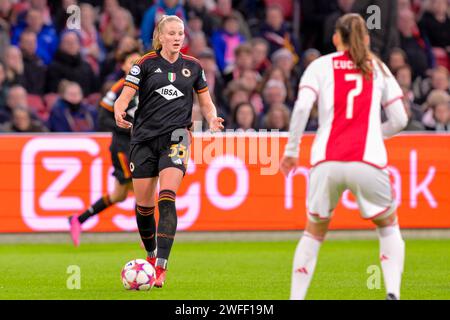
left=168, top=72, right=176, bottom=83
left=130, top=65, right=141, bottom=75
left=155, top=84, right=184, bottom=100
left=182, top=68, right=191, bottom=77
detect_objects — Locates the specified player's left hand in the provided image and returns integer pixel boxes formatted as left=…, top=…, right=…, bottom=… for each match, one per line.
left=209, top=117, right=225, bottom=132
left=280, top=156, right=298, bottom=176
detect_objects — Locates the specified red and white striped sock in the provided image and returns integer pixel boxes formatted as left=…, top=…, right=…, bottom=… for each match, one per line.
left=377, top=223, right=405, bottom=299
left=290, top=232, right=323, bottom=300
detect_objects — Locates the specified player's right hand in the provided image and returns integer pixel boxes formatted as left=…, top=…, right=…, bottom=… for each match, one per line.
left=114, top=109, right=132, bottom=129
left=280, top=156, right=298, bottom=177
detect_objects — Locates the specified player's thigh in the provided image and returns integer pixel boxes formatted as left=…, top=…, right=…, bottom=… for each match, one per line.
left=159, top=167, right=184, bottom=193
left=133, top=177, right=159, bottom=207
left=307, top=162, right=345, bottom=222
left=345, top=163, right=395, bottom=220
left=157, top=128, right=191, bottom=188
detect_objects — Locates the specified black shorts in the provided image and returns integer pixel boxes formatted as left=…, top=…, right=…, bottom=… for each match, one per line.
left=110, top=133, right=132, bottom=185
left=129, top=128, right=191, bottom=178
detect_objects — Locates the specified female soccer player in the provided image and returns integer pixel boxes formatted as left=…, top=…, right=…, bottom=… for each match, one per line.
left=68, top=50, right=141, bottom=246
left=281, top=14, right=408, bottom=300
left=114, top=15, right=224, bottom=288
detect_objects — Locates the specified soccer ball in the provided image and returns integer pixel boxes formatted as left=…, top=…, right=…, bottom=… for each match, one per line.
left=121, top=259, right=156, bottom=291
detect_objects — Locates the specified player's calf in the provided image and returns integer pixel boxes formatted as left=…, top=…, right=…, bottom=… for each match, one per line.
left=373, top=213, right=405, bottom=300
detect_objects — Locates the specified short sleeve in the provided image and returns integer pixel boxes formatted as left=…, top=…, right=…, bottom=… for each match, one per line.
left=298, top=59, right=320, bottom=97
left=124, top=63, right=144, bottom=91
left=194, top=65, right=208, bottom=94
left=380, top=63, right=404, bottom=107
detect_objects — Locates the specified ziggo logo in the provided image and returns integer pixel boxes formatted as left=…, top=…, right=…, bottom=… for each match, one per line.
left=20, top=137, right=249, bottom=232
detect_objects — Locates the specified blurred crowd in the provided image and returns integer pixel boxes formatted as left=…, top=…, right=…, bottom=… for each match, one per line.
left=0, top=0, right=449, bottom=133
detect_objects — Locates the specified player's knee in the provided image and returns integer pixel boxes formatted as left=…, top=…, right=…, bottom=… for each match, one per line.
left=305, top=218, right=330, bottom=240
left=372, top=212, right=397, bottom=228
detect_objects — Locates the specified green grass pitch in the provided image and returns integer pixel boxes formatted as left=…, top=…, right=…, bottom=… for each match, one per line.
left=0, top=239, right=449, bottom=300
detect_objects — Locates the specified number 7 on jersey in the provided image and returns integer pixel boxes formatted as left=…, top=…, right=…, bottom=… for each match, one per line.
left=344, top=73, right=363, bottom=119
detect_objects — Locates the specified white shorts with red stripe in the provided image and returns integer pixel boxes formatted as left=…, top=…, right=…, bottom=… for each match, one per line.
left=307, top=161, right=396, bottom=222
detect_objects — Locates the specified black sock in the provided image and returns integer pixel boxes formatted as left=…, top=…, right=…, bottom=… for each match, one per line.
left=78, top=195, right=112, bottom=224
left=157, top=190, right=177, bottom=264
left=136, top=204, right=156, bottom=254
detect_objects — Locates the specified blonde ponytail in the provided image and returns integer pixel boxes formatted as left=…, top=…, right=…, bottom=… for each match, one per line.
left=152, top=15, right=184, bottom=51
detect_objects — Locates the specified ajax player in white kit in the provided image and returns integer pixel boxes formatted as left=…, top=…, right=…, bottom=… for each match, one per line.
left=280, top=14, right=408, bottom=300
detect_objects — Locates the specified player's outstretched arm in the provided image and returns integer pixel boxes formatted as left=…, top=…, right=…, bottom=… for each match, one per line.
left=280, top=88, right=316, bottom=176
left=114, top=86, right=136, bottom=129
left=197, top=91, right=224, bottom=132
left=382, top=99, right=408, bottom=139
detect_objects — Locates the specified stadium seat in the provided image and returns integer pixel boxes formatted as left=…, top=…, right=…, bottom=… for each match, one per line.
left=43, top=93, right=60, bottom=110
left=433, top=47, right=450, bottom=71
left=27, top=94, right=48, bottom=121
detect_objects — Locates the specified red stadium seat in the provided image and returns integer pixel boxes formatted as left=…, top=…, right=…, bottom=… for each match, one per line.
left=27, top=94, right=48, bottom=121
left=43, top=93, right=60, bottom=110
left=433, top=47, right=450, bottom=71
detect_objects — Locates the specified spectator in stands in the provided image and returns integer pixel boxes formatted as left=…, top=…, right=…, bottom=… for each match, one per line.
left=140, top=0, right=186, bottom=50
left=223, top=43, right=254, bottom=84
left=302, top=48, right=321, bottom=69
left=259, top=4, right=300, bottom=61
left=3, top=46, right=25, bottom=87
left=398, top=9, right=434, bottom=79
left=239, top=69, right=264, bottom=115
left=262, top=79, right=287, bottom=112
left=18, top=30, right=46, bottom=95
left=184, top=0, right=216, bottom=37
left=402, top=95, right=426, bottom=131
left=0, top=61, right=8, bottom=108
left=251, top=38, right=271, bottom=75
left=186, top=13, right=203, bottom=35
left=416, top=66, right=450, bottom=104
left=197, top=49, right=227, bottom=118
left=230, top=102, right=258, bottom=130
left=47, top=81, right=97, bottom=132
left=98, top=0, right=121, bottom=34
left=1, top=106, right=48, bottom=132
left=11, top=8, right=58, bottom=65
left=388, top=48, right=408, bottom=74
left=271, top=48, right=299, bottom=106
left=401, top=85, right=423, bottom=122
left=210, top=0, right=251, bottom=40
left=258, top=66, right=294, bottom=107
left=262, top=103, right=290, bottom=131
left=0, top=0, right=12, bottom=62
left=101, top=7, right=136, bottom=52
left=101, top=36, right=141, bottom=82
left=225, top=82, right=250, bottom=118
left=421, top=90, right=450, bottom=131
left=323, top=0, right=355, bottom=54
left=79, top=3, right=105, bottom=75
left=419, top=0, right=450, bottom=51
left=211, top=14, right=245, bottom=73
left=0, top=85, right=38, bottom=124
left=186, top=31, right=208, bottom=58
left=46, top=30, right=98, bottom=96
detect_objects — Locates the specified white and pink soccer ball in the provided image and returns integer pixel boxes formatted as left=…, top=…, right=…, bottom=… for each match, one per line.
left=121, top=259, right=156, bottom=291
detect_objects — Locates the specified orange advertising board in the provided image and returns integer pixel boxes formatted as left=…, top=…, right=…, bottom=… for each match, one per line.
left=0, top=133, right=449, bottom=232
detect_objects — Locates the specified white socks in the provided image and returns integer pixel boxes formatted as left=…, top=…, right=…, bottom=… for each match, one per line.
left=290, top=232, right=322, bottom=300
left=377, top=223, right=405, bottom=299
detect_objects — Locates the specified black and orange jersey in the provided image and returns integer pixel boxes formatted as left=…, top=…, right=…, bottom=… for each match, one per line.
left=98, top=78, right=138, bottom=137
left=123, top=50, right=208, bottom=145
